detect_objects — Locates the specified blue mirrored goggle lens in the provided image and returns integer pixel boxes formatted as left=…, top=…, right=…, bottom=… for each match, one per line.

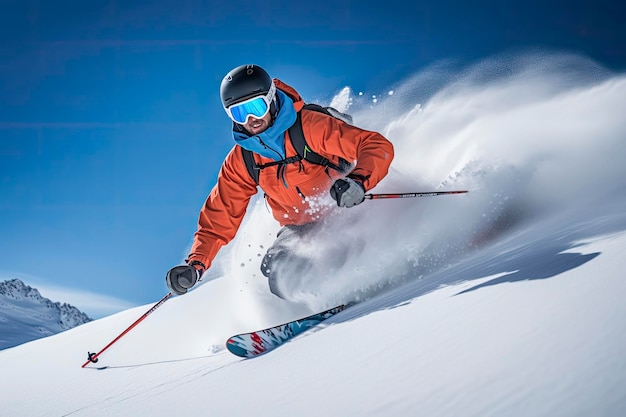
left=228, top=97, right=269, bottom=124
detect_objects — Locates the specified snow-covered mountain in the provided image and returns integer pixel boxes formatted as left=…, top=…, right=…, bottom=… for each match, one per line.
left=0, top=278, right=92, bottom=350
left=0, top=54, right=625, bottom=416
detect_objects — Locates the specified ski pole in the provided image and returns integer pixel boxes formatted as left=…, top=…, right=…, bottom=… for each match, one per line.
left=81, top=292, right=173, bottom=368
left=365, top=190, right=468, bottom=200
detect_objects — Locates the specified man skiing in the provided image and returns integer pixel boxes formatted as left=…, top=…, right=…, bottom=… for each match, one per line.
left=165, top=64, right=394, bottom=299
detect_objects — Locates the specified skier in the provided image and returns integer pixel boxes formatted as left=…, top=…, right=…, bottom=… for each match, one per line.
left=165, top=64, right=394, bottom=299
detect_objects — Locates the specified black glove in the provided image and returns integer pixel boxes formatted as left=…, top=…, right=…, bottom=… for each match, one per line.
left=330, top=177, right=365, bottom=208
left=166, top=263, right=204, bottom=295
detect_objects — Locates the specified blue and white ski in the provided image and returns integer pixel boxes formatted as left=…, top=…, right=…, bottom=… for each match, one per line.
left=226, top=304, right=349, bottom=358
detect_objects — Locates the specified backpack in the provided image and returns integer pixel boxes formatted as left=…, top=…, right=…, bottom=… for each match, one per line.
left=241, top=104, right=354, bottom=184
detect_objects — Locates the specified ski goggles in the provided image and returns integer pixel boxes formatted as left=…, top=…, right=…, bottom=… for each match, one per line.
left=225, top=82, right=276, bottom=124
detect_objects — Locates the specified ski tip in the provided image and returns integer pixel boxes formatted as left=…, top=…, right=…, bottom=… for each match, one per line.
left=225, top=337, right=255, bottom=358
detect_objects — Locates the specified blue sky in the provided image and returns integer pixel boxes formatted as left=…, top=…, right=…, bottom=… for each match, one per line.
left=1, top=0, right=625, bottom=317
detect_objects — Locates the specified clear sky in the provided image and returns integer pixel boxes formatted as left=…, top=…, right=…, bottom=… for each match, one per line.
left=1, top=0, right=625, bottom=317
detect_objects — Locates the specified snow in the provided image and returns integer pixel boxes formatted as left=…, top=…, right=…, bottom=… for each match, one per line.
left=1, top=53, right=626, bottom=416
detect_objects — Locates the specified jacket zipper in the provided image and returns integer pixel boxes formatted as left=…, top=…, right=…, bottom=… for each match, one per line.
left=258, top=138, right=284, bottom=160
left=258, top=137, right=290, bottom=188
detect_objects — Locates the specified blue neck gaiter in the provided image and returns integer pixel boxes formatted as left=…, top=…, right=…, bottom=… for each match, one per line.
left=232, top=90, right=297, bottom=161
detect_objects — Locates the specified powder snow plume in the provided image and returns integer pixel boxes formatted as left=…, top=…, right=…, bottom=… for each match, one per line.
left=205, top=51, right=626, bottom=316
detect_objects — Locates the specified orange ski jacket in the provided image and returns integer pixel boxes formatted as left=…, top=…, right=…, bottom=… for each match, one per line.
left=186, top=79, right=394, bottom=270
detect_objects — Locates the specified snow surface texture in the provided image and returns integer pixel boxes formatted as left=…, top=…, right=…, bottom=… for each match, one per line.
left=0, top=278, right=92, bottom=350
left=1, top=52, right=625, bottom=416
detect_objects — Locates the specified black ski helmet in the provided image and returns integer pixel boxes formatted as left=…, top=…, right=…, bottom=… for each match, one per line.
left=220, top=64, right=274, bottom=109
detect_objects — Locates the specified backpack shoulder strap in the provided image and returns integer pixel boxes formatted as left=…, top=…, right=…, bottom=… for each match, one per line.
left=288, top=105, right=326, bottom=166
left=288, top=104, right=347, bottom=172
left=240, top=145, right=259, bottom=184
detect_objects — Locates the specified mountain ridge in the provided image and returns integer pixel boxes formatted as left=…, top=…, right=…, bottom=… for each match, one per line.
left=0, top=278, right=93, bottom=350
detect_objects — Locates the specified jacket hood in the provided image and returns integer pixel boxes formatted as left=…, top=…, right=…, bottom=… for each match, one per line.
left=273, top=79, right=305, bottom=112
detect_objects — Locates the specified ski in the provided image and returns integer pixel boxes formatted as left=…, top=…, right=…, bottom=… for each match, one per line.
left=226, top=304, right=350, bottom=358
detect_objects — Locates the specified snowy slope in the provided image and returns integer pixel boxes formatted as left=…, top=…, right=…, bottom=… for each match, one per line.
left=1, top=53, right=625, bottom=417
left=0, top=278, right=92, bottom=350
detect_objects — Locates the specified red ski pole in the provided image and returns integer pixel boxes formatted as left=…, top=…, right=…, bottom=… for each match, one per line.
left=81, top=292, right=173, bottom=368
left=365, top=190, right=468, bottom=199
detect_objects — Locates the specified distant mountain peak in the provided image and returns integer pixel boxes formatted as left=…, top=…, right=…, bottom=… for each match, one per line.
left=1, top=278, right=45, bottom=301
left=0, top=278, right=93, bottom=350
